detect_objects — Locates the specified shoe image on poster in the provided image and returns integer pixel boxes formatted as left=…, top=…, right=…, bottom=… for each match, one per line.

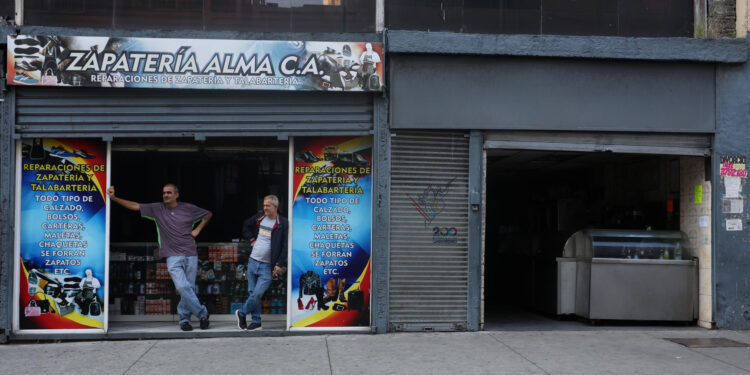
left=74, top=149, right=95, bottom=159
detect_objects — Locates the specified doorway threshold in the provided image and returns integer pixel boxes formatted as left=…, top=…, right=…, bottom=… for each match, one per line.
left=107, top=320, right=288, bottom=339
left=10, top=318, right=370, bottom=341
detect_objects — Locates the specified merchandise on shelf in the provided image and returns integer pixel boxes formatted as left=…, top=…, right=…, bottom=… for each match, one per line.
left=110, top=242, right=286, bottom=316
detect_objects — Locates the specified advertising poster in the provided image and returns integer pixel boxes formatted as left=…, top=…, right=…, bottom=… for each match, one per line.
left=15, top=138, right=107, bottom=331
left=290, top=136, right=372, bottom=328
left=8, top=35, right=383, bottom=92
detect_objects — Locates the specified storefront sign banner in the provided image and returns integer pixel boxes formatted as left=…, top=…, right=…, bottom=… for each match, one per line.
left=290, top=136, right=372, bottom=328
left=7, top=35, right=383, bottom=92
left=16, top=138, right=107, bottom=330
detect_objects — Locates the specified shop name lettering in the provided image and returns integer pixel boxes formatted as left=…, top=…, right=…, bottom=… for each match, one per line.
left=720, top=162, right=748, bottom=177
left=24, top=163, right=104, bottom=192
left=65, top=48, right=324, bottom=77
left=24, top=159, right=102, bottom=274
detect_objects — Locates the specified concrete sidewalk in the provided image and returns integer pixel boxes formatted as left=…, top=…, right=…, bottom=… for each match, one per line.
left=2, top=328, right=749, bottom=374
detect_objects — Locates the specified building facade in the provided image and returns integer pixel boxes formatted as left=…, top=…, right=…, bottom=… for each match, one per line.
left=2, top=1, right=750, bottom=341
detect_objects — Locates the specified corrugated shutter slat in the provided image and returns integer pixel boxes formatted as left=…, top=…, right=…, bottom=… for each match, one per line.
left=15, top=87, right=372, bottom=136
left=389, top=131, right=470, bottom=332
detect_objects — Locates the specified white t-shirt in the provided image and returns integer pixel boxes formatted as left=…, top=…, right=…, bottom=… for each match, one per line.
left=250, top=216, right=275, bottom=264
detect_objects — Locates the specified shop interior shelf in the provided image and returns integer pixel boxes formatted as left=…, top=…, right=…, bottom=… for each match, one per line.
left=109, top=242, right=286, bottom=318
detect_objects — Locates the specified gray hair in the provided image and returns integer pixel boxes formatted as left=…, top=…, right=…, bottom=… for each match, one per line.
left=264, top=194, right=279, bottom=207
left=163, top=183, right=179, bottom=194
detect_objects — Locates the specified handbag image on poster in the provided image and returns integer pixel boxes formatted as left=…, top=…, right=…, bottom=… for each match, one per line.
left=27, top=293, right=55, bottom=315
left=89, top=297, right=101, bottom=316
left=24, top=300, right=41, bottom=317
left=347, top=282, right=364, bottom=312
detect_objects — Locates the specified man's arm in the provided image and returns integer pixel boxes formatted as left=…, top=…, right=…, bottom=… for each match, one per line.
left=273, top=218, right=289, bottom=277
left=107, top=186, right=140, bottom=211
left=191, top=211, right=212, bottom=238
left=241, top=215, right=258, bottom=243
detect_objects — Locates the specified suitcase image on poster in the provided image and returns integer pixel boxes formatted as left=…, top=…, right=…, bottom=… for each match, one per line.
left=89, top=299, right=101, bottom=316
left=347, top=289, right=364, bottom=311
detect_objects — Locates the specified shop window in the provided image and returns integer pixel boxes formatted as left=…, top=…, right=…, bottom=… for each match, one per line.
left=386, top=0, right=693, bottom=37
left=115, top=0, right=203, bottom=30
left=206, top=0, right=293, bottom=32
left=23, top=0, right=375, bottom=33
left=473, top=0, right=541, bottom=34
left=204, top=0, right=375, bottom=33
left=24, top=0, right=114, bottom=28
left=542, top=0, right=618, bottom=36
left=386, top=0, right=459, bottom=32
left=618, top=0, right=693, bottom=37
left=0, top=0, right=13, bottom=22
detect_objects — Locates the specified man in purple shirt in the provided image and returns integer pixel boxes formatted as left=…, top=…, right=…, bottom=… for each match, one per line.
left=108, top=184, right=212, bottom=331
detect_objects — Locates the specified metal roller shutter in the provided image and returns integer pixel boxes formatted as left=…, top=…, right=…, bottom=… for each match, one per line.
left=484, top=131, right=712, bottom=156
left=15, top=87, right=373, bottom=137
left=389, top=131, right=470, bottom=332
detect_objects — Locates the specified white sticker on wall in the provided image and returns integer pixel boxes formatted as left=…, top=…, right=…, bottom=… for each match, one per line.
left=699, top=216, right=709, bottom=228
left=724, top=176, right=741, bottom=198
left=723, top=198, right=744, bottom=214
left=726, top=218, right=743, bottom=231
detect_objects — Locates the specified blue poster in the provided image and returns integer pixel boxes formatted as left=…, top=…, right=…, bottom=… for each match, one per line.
left=17, top=138, right=107, bottom=330
left=291, top=136, right=372, bottom=328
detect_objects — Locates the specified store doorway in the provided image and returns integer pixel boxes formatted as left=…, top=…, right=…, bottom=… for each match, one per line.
left=484, top=149, right=705, bottom=330
left=108, top=137, right=289, bottom=331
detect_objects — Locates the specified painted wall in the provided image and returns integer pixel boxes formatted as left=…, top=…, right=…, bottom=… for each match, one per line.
left=680, top=157, right=713, bottom=328
left=389, top=55, right=716, bottom=133
left=714, top=42, right=750, bottom=328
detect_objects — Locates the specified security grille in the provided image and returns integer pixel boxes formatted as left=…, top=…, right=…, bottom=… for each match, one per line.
left=484, top=131, right=711, bottom=156
left=389, top=131, right=470, bottom=332
left=15, top=87, right=373, bottom=137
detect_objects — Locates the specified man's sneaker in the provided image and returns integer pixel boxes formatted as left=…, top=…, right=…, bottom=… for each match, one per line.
left=200, top=312, right=210, bottom=330
left=247, top=322, right=262, bottom=331
left=180, top=322, right=193, bottom=331
left=235, top=310, right=247, bottom=330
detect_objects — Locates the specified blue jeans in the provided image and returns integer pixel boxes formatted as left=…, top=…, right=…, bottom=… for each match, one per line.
left=166, top=256, right=208, bottom=324
left=240, top=258, right=272, bottom=324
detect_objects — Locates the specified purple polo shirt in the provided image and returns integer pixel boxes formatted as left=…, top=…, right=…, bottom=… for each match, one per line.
left=140, top=202, right=210, bottom=257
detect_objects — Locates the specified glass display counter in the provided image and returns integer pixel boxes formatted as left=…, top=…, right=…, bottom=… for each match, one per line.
left=109, top=242, right=286, bottom=320
left=557, top=229, right=697, bottom=321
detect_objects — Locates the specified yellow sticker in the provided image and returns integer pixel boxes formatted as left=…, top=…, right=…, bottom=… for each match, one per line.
left=694, top=185, right=703, bottom=204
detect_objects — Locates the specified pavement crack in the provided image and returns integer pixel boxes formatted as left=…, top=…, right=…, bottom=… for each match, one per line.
left=489, top=333, right=551, bottom=375
left=122, top=341, right=158, bottom=375
left=325, top=335, right=334, bottom=375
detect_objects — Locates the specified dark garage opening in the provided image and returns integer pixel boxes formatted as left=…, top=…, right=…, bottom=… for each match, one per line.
left=484, top=150, right=683, bottom=329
